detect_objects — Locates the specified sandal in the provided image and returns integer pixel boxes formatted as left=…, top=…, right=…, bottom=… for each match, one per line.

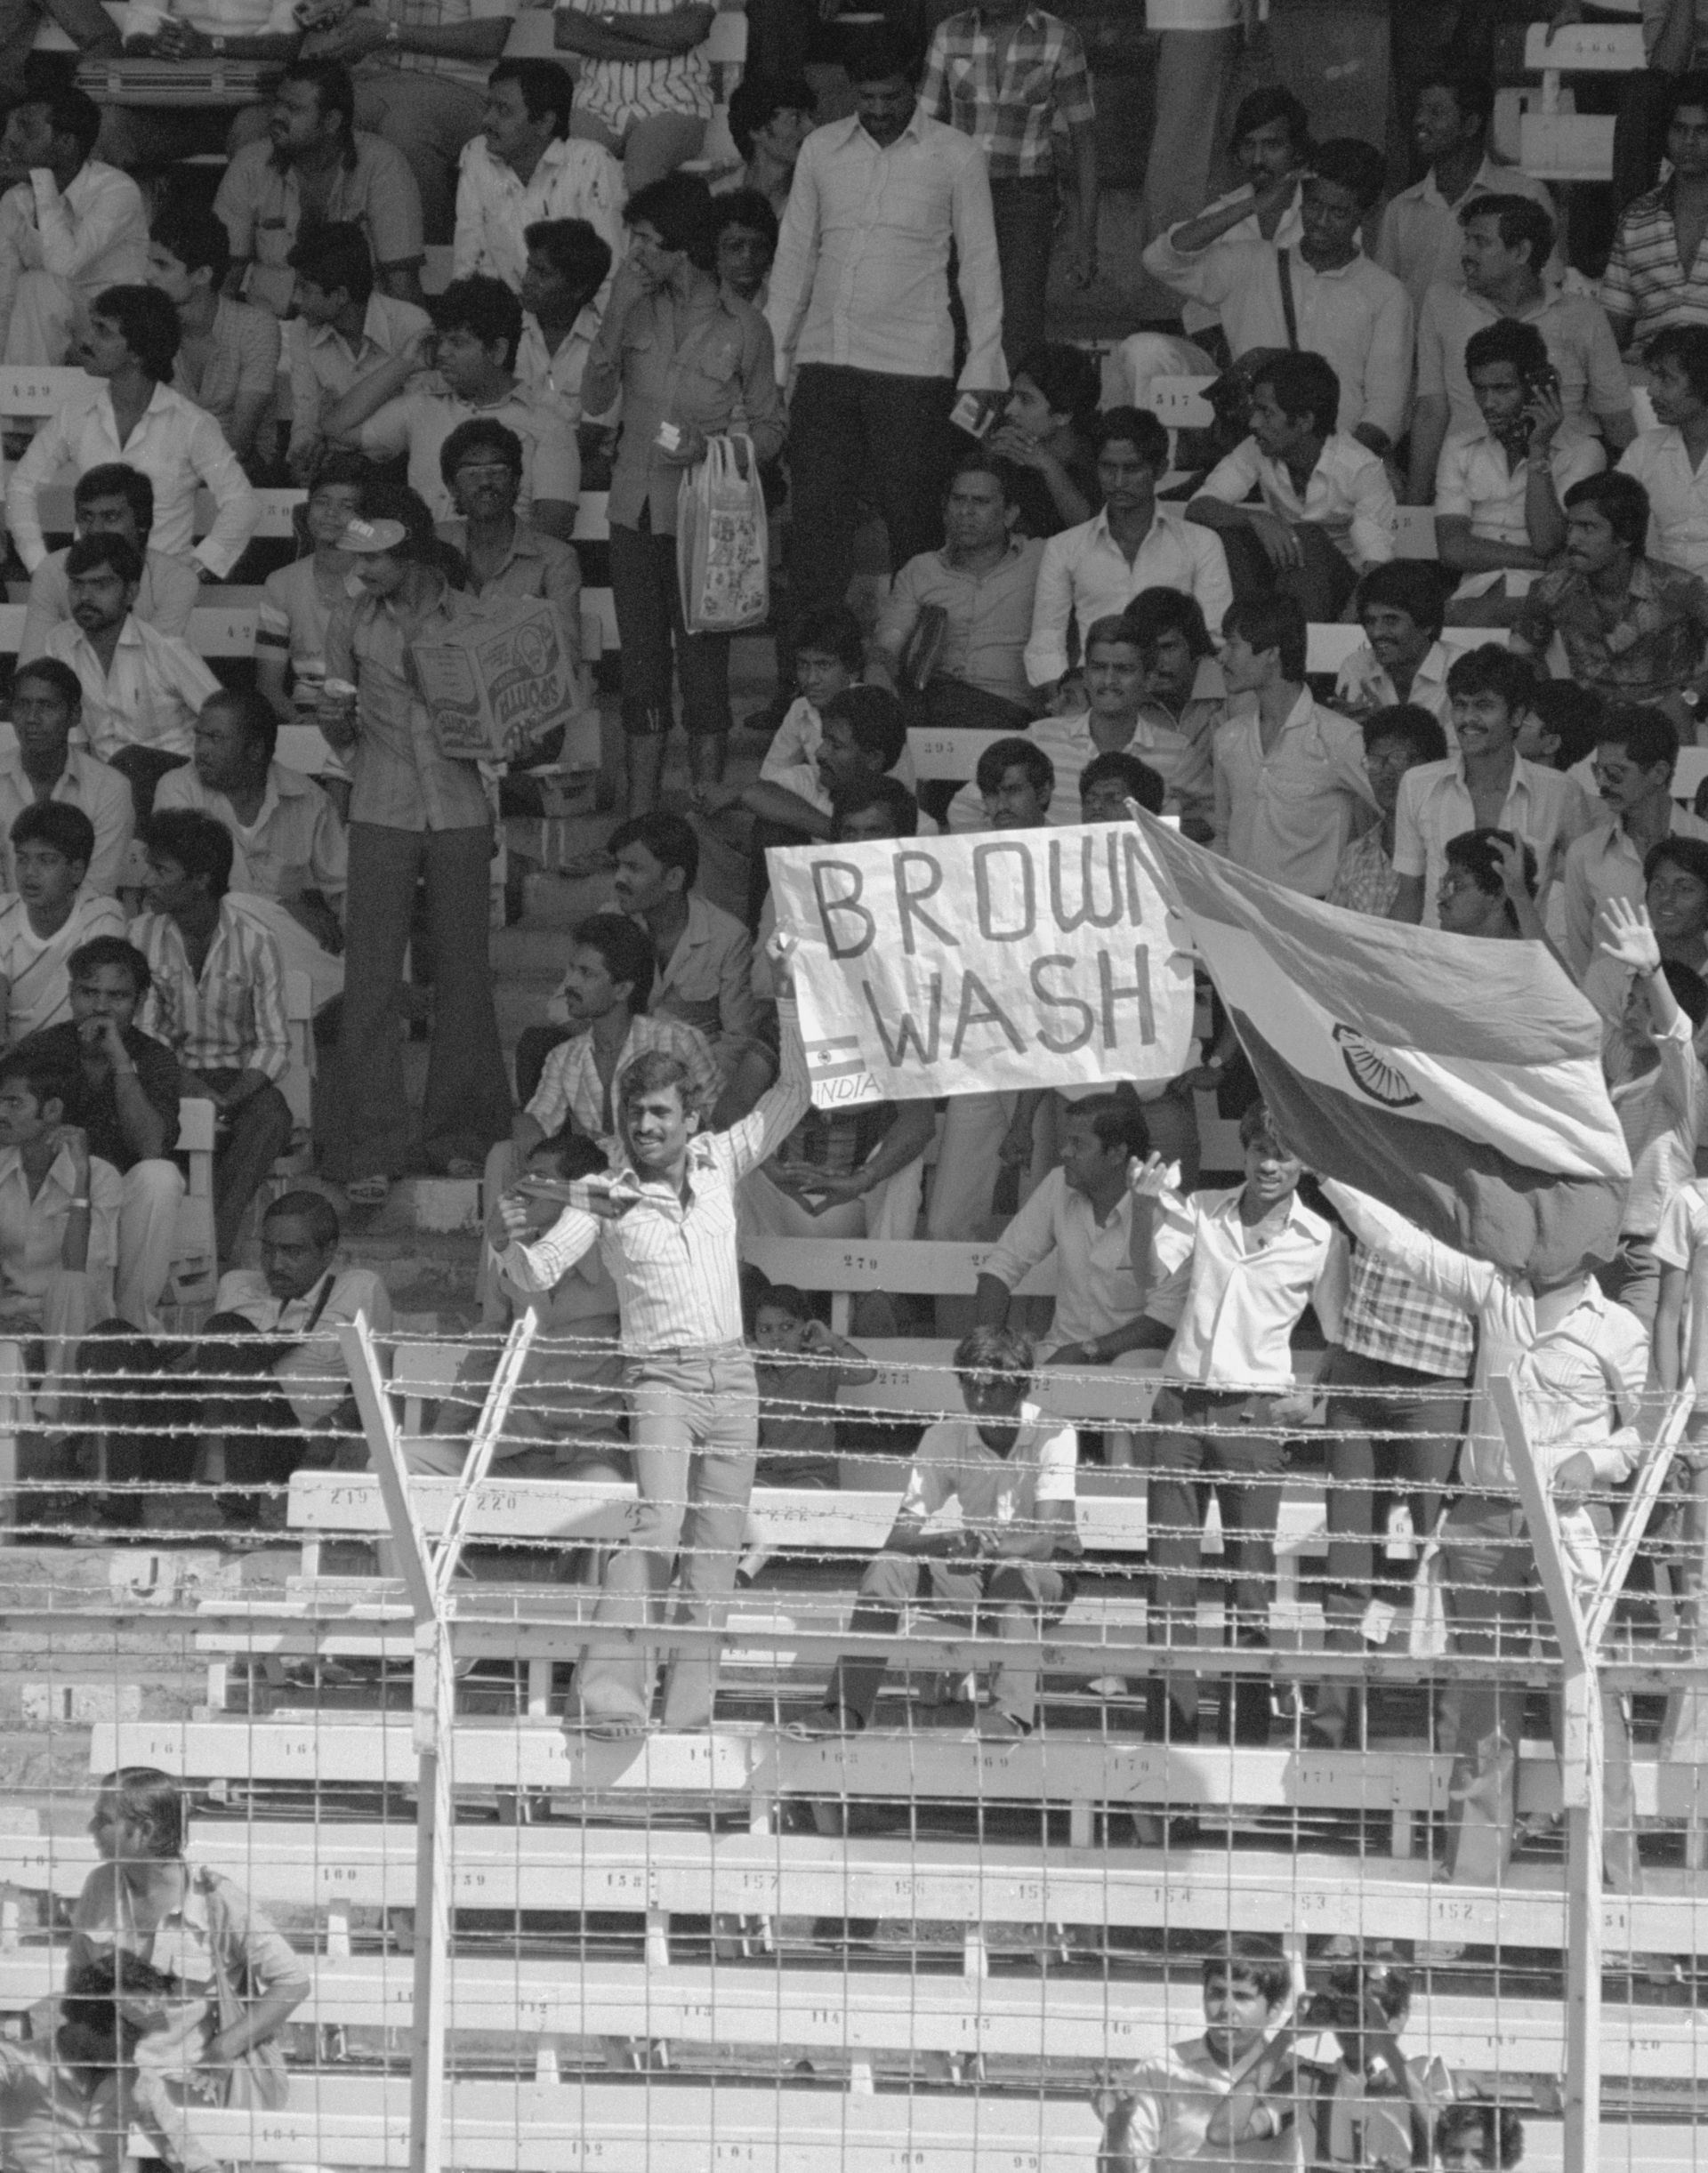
left=345, top=1175, right=391, bottom=1208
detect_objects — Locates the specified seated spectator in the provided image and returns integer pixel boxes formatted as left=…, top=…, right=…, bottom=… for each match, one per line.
left=1188, top=351, right=1396, bottom=622
left=1142, top=136, right=1411, bottom=456
left=1519, top=676, right=1606, bottom=788
left=749, top=774, right=925, bottom=1005
left=552, top=0, right=715, bottom=192
left=517, top=216, right=612, bottom=426
left=256, top=453, right=369, bottom=732
left=216, top=60, right=426, bottom=318
left=752, top=1282, right=873, bottom=1489
left=20, top=464, right=197, bottom=663
left=1438, top=318, right=1604, bottom=629
left=1436, top=825, right=1544, bottom=940
left=0, top=85, right=145, bottom=366
left=0, top=661, right=133, bottom=897
left=156, top=690, right=348, bottom=1014
left=453, top=60, right=624, bottom=296
left=869, top=451, right=1044, bottom=747
left=1333, top=564, right=1457, bottom=729
left=789, top=1326, right=1077, bottom=1739
left=40, top=535, right=219, bottom=825
left=1213, top=594, right=1377, bottom=899
left=24, top=936, right=183, bottom=1333
left=130, top=810, right=294, bottom=1262
left=1294, top=1953, right=1457, bottom=2163
left=949, top=612, right=1215, bottom=837
left=1617, top=323, right=1708, bottom=583
left=1408, top=193, right=1633, bottom=504
left=6, top=284, right=259, bottom=580
left=1327, top=704, right=1450, bottom=916
left=93, top=0, right=307, bottom=171
left=282, top=226, right=433, bottom=486
left=434, top=415, right=582, bottom=668
left=0, top=1042, right=119, bottom=1346
left=1562, top=706, right=1708, bottom=978
left=1600, top=69, right=1708, bottom=356
left=977, top=737, right=1053, bottom=830
left=1433, top=2102, right=1525, bottom=2172
left=1026, top=409, right=1233, bottom=693
left=0, top=806, right=126, bottom=1042
left=146, top=205, right=281, bottom=470
left=1513, top=471, right=1708, bottom=727
left=1390, top=643, right=1593, bottom=928
left=749, top=600, right=865, bottom=823
left=985, top=342, right=1101, bottom=541
left=711, top=187, right=777, bottom=308
left=1080, top=748, right=1164, bottom=825
left=324, top=272, right=579, bottom=539
left=1123, top=588, right=1229, bottom=835
left=720, top=72, right=815, bottom=218
left=697, top=683, right=908, bottom=845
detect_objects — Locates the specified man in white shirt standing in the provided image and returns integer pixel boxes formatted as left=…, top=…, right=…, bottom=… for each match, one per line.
left=1617, top=322, right=1708, bottom=582
left=765, top=26, right=1005, bottom=699
left=0, top=85, right=145, bottom=367
left=1025, top=408, right=1232, bottom=693
left=454, top=60, right=624, bottom=295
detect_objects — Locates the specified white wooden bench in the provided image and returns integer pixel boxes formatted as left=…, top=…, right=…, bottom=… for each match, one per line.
left=1521, top=14, right=1645, bottom=184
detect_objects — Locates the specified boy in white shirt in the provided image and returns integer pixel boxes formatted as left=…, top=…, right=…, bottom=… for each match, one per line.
left=0, top=804, right=125, bottom=1043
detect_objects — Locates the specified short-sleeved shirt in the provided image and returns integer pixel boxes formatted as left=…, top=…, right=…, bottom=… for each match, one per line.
left=1374, top=157, right=1557, bottom=315
left=69, top=1862, right=306, bottom=2005
left=560, top=0, right=713, bottom=130
left=1391, top=751, right=1593, bottom=927
left=1149, top=1182, right=1349, bottom=1390
left=1436, top=425, right=1607, bottom=554
left=528, top=1011, right=720, bottom=1141
left=898, top=1402, right=1077, bottom=1539
left=20, top=546, right=198, bottom=661
left=1601, top=179, right=1708, bottom=343
left=1325, top=824, right=1400, bottom=916
left=1212, top=689, right=1376, bottom=898
left=258, top=553, right=361, bottom=711
left=1512, top=555, right=1708, bottom=705
left=945, top=693, right=1220, bottom=833
left=23, top=1020, right=181, bottom=1172
left=876, top=538, right=1044, bottom=710
left=0, top=748, right=133, bottom=898
left=285, top=292, right=435, bottom=452
left=918, top=7, right=1095, bottom=181
left=435, top=516, right=583, bottom=656
left=1655, top=1179, right=1708, bottom=1390
left=214, top=1262, right=395, bottom=1422
left=1617, top=425, right=1708, bottom=582
left=155, top=760, right=348, bottom=911
left=216, top=133, right=425, bottom=317
left=1416, top=280, right=1632, bottom=443
left=358, top=380, right=579, bottom=524
left=0, top=888, right=125, bottom=1040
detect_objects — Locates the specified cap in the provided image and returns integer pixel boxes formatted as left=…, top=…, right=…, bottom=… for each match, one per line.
left=338, top=517, right=408, bottom=555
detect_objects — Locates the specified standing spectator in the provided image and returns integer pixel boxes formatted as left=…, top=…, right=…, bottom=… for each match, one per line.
left=491, top=960, right=810, bottom=1738
left=1562, top=706, right=1708, bottom=979
left=1026, top=408, right=1232, bottom=693
left=918, top=0, right=1098, bottom=369
left=766, top=27, right=1006, bottom=691
left=517, top=216, right=612, bottom=426
left=711, top=188, right=777, bottom=308
left=1408, top=195, right=1633, bottom=504
left=580, top=174, right=783, bottom=809
left=0, top=85, right=145, bottom=366
left=20, top=465, right=198, bottom=662
left=6, top=285, right=260, bottom=579
left=1326, top=704, right=1450, bottom=917
left=215, top=60, right=426, bottom=318
left=1437, top=318, right=1604, bottom=626
left=1212, top=594, right=1376, bottom=899
left=1511, top=471, right=1708, bottom=723
left=454, top=60, right=624, bottom=294
left=1293, top=1956, right=1458, bottom=2162
left=984, top=342, right=1100, bottom=539
left=0, top=661, right=133, bottom=899
left=788, top=1326, right=1077, bottom=1739
left=0, top=805, right=125, bottom=1042
left=1375, top=71, right=1556, bottom=315
left=25, top=936, right=183, bottom=1332
left=1390, top=644, right=1591, bottom=928
left=434, top=415, right=583, bottom=664
left=282, top=227, right=433, bottom=483
left=1617, top=323, right=1708, bottom=581
left=552, top=0, right=714, bottom=192
left=130, top=810, right=294, bottom=1262
left=40, top=535, right=219, bottom=823
left=1601, top=72, right=1708, bottom=353
left=146, top=206, right=281, bottom=470
left=323, top=272, right=580, bottom=538
left=1142, top=138, right=1412, bottom=457
left=721, top=73, right=815, bottom=220
left=1333, top=564, right=1458, bottom=729
left=256, top=453, right=369, bottom=725
left=1188, top=351, right=1396, bottom=620
left=318, top=498, right=513, bottom=1196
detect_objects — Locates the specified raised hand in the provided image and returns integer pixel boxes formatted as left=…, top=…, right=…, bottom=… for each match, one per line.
left=1128, top=1151, right=1175, bottom=1201
left=1597, top=894, right=1663, bottom=976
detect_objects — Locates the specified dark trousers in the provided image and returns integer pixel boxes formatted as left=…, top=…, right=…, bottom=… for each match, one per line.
left=785, top=366, right=955, bottom=666
left=108, top=747, right=189, bottom=830
left=609, top=513, right=732, bottom=737
left=189, top=1069, right=294, bottom=1263
left=326, top=821, right=512, bottom=1180
left=826, top=1551, right=1070, bottom=1729
left=989, top=176, right=1058, bottom=373
left=1221, top=520, right=1359, bottom=621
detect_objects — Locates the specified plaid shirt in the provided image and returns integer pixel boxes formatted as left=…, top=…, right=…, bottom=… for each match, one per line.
left=1601, top=180, right=1708, bottom=342
left=1513, top=555, right=1708, bottom=705
left=1325, top=825, right=1399, bottom=917
left=1340, top=1244, right=1474, bottom=1379
left=920, top=7, right=1095, bottom=180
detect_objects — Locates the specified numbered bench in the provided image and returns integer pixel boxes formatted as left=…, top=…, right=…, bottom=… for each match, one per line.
left=1521, top=16, right=1646, bottom=183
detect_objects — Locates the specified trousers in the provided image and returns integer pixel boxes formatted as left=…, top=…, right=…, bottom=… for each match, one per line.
left=989, top=176, right=1059, bottom=373
left=609, top=515, right=732, bottom=738
left=826, top=1552, right=1071, bottom=1728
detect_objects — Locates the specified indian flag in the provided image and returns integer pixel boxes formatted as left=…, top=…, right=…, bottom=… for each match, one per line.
left=1132, top=813, right=1631, bottom=1283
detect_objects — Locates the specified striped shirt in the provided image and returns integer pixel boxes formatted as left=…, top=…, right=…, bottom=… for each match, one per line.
left=1339, top=1243, right=1474, bottom=1378
left=559, top=0, right=713, bottom=132
left=919, top=7, right=1095, bottom=181
left=0, top=888, right=125, bottom=1040
left=501, top=1001, right=810, bottom=1353
left=1601, top=180, right=1708, bottom=343
left=527, top=1011, right=721, bottom=1141
left=130, top=896, right=292, bottom=1082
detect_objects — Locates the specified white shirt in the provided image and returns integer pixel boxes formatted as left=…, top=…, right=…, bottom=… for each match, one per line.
left=766, top=105, right=1007, bottom=390
left=452, top=133, right=625, bottom=296
left=945, top=697, right=1218, bottom=832
left=1617, top=425, right=1708, bottom=581
left=285, top=292, right=434, bottom=455
left=1374, top=155, right=1558, bottom=314
left=1437, top=424, right=1607, bottom=561
left=1148, top=1180, right=1348, bottom=1390
left=517, top=304, right=603, bottom=426
left=214, top=1263, right=394, bottom=1425
left=0, top=161, right=148, bottom=330
left=1391, top=751, right=1594, bottom=927
left=1140, top=229, right=1414, bottom=444
left=7, top=379, right=259, bottom=577
left=1213, top=689, right=1376, bottom=897
left=0, top=748, right=133, bottom=897
left=357, top=378, right=579, bottom=524
left=1416, top=281, right=1632, bottom=443
left=1196, top=431, right=1398, bottom=570
left=0, top=1139, right=118, bottom=1329
left=982, top=1167, right=1144, bottom=1356
left=1608, top=1009, right=1704, bottom=1237
left=1174, top=180, right=1303, bottom=337
left=0, top=888, right=125, bottom=1040
left=41, top=615, right=221, bottom=762
left=1024, top=506, right=1233, bottom=686
left=1560, top=804, right=1708, bottom=977
left=1333, top=638, right=1456, bottom=731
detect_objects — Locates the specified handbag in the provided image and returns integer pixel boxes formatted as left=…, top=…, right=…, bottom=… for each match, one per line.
left=197, top=1869, right=291, bottom=2111
left=676, top=432, right=769, bottom=633
left=895, top=602, right=950, bottom=695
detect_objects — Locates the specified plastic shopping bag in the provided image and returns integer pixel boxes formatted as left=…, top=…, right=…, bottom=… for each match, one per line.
left=677, top=433, right=769, bottom=633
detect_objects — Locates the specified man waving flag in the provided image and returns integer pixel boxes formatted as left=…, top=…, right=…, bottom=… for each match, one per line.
left=1130, top=811, right=1631, bottom=1284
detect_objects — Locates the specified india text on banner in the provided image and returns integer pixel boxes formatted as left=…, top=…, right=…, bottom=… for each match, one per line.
left=768, top=825, right=1196, bottom=1108
left=1127, top=811, right=1630, bottom=1283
